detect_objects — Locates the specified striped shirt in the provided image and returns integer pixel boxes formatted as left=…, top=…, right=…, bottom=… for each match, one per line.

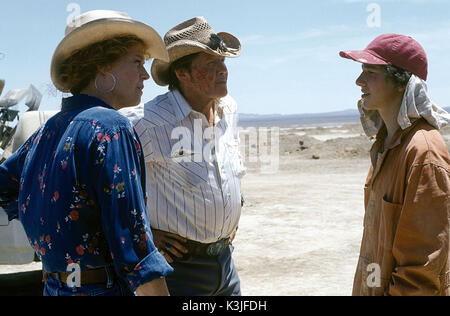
left=120, top=90, right=245, bottom=243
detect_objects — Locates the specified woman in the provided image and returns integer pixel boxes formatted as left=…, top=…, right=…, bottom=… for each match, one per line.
left=0, top=10, right=173, bottom=296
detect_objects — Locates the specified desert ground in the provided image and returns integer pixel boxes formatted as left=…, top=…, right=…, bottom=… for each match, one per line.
left=1, top=123, right=449, bottom=296
left=233, top=122, right=450, bottom=296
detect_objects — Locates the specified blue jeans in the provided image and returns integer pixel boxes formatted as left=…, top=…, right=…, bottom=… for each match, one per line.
left=166, top=244, right=241, bottom=296
left=43, top=267, right=131, bottom=296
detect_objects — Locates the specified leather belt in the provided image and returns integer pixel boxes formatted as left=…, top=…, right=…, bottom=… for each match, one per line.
left=43, top=267, right=110, bottom=285
left=186, top=238, right=230, bottom=257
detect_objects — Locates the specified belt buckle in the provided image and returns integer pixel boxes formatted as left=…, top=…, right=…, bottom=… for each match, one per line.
left=206, top=239, right=227, bottom=257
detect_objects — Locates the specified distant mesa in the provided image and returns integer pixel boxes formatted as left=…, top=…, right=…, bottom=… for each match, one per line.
left=238, top=107, right=450, bottom=128
left=238, top=109, right=361, bottom=127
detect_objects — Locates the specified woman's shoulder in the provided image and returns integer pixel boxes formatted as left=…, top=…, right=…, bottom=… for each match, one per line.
left=74, top=106, right=133, bottom=132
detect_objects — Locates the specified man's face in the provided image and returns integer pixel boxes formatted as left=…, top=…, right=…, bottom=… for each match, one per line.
left=356, top=64, right=402, bottom=111
left=185, top=52, right=228, bottom=99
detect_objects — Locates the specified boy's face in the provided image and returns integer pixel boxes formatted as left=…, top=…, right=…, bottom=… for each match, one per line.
left=356, top=64, right=403, bottom=112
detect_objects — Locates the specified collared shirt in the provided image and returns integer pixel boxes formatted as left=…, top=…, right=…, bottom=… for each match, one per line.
left=0, top=94, right=173, bottom=292
left=353, top=119, right=450, bottom=296
left=120, top=90, right=245, bottom=243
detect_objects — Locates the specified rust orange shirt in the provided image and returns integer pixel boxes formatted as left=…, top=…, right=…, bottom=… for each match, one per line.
left=353, top=119, right=450, bottom=296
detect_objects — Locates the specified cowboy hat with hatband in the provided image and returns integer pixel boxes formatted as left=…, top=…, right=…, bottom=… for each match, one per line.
left=151, top=16, right=241, bottom=87
left=51, top=10, right=169, bottom=93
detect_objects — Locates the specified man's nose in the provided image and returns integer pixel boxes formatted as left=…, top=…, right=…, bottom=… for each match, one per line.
left=218, top=61, right=228, bottom=76
left=141, top=66, right=150, bottom=80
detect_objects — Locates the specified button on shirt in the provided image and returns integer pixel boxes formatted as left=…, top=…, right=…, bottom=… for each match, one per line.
left=120, top=90, right=246, bottom=243
left=0, top=95, right=173, bottom=292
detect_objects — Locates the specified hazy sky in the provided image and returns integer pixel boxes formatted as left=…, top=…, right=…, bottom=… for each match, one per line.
left=0, top=0, right=449, bottom=114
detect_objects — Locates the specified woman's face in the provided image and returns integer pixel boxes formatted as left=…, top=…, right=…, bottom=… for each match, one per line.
left=106, top=44, right=150, bottom=109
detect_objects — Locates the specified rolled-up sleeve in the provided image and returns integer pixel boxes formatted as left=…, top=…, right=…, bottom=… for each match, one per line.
left=390, top=163, right=450, bottom=296
left=90, top=127, right=173, bottom=292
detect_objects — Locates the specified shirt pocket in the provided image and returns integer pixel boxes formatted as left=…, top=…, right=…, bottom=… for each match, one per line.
left=379, top=197, right=403, bottom=251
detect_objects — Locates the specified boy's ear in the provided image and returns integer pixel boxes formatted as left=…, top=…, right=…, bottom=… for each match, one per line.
left=175, top=68, right=190, bottom=83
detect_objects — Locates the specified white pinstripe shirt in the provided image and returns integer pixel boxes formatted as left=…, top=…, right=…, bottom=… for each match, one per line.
left=120, top=90, right=245, bottom=243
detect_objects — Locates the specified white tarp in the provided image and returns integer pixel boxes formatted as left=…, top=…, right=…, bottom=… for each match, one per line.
left=0, top=207, right=35, bottom=264
left=0, top=84, right=42, bottom=111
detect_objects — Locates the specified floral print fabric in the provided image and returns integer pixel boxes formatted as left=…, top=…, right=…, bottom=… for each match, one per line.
left=0, top=95, right=172, bottom=292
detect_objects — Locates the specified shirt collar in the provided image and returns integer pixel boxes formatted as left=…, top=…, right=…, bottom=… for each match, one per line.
left=169, top=89, right=225, bottom=122
left=370, top=119, right=423, bottom=165
left=61, top=94, right=115, bottom=112
left=169, top=90, right=193, bottom=121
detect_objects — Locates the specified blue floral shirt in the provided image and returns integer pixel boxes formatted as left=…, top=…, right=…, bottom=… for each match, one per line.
left=0, top=94, right=173, bottom=292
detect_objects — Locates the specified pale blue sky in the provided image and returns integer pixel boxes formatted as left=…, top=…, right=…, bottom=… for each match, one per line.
left=0, top=0, right=449, bottom=114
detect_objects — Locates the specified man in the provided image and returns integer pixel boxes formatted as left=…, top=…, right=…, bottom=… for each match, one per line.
left=340, top=34, right=450, bottom=296
left=121, top=17, right=245, bottom=296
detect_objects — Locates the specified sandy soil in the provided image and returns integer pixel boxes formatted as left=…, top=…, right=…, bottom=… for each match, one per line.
left=1, top=123, right=449, bottom=296
left=234, top=158, right=369, bottom=296
left=232, top=123, right=450, bottom=296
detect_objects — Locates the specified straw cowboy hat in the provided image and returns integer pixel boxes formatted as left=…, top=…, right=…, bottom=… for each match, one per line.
left=51, top=10, right=169, bottom=92
left=151, top=16, right=241, bottom=86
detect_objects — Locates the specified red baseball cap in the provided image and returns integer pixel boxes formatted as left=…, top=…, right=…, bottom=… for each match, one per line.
left=339, top=33, right=428, bottom=81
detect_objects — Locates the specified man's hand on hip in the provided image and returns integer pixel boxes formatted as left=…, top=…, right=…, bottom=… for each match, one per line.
left=152, top=229, right=188, bottom=263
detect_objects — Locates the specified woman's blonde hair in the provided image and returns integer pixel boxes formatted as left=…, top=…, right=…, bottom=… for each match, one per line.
left=59, top=35, right=145, bottom=94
